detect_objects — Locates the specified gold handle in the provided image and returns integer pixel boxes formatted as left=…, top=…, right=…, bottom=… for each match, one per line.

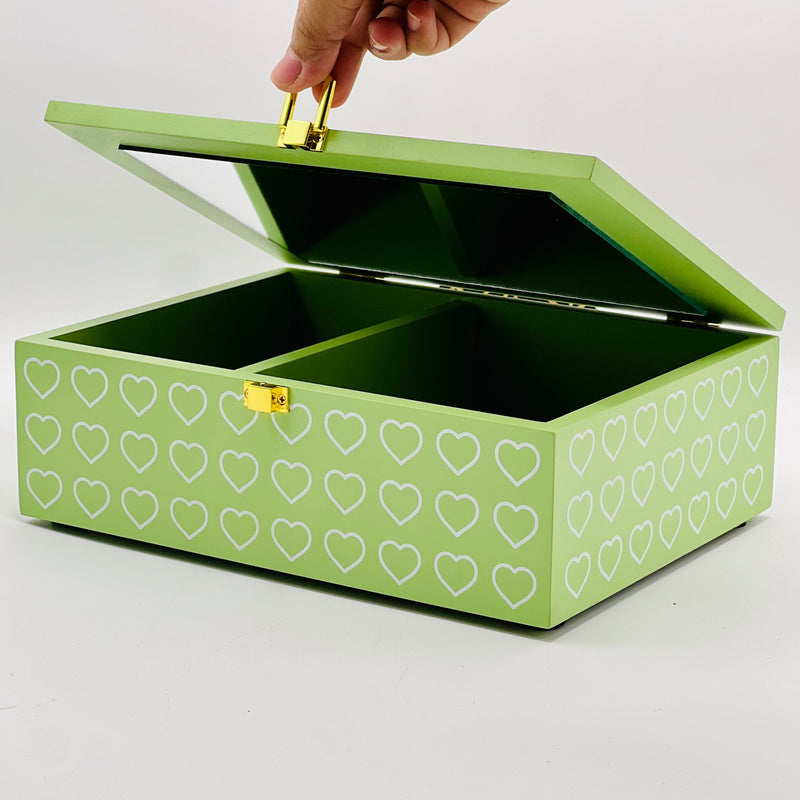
left=277, top=77, right=336, bottom=151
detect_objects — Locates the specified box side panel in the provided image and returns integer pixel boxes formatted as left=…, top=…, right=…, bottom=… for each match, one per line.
left=550, top=336, right=778, bottom=625
left=16, top=339, right=555, bottom=628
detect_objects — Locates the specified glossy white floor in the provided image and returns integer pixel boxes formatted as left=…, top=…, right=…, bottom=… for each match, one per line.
left=1, top=2, right=798, bottom=797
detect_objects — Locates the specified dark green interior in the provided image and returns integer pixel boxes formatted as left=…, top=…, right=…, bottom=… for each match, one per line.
left=56, top=270, right=747, bottom=421
left=55, top=272, right=444, bottom=369
left=240, top=160, right=701, bottom=316
left=258, top=291, right=746, bottom=421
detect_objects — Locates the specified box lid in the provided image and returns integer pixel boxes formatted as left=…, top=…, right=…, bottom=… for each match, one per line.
left=45, top=100, right=784, bottom=331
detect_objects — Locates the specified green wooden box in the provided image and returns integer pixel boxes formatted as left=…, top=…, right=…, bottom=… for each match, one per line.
left=16, top=101, right=783, bottom=628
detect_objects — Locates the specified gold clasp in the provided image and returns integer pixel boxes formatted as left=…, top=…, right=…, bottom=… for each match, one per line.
left=277, top=77, right=336, bottom=151
left=243, top=381, right=290, bottom=414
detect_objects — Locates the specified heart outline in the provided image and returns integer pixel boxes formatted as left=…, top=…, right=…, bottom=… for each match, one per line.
left=494, top=502, right=539, bottom=549
left=169, top=440, right=208, bottom=484
left=378, top=540, right=421, bottom=586
left=271, top=518, right=312, bottom=562
left=634, top=403, right=657, bottom=448
left=664, top=391, right=687, bottom=434
left=220, top=507, right=259, bottom=551
left=565, top=553, right=591, bottom=599
left=120, top=431, right=158, bottom=474
left=495, top=439, right=541, bottom=487
left=569, top=429, right=595, bottom=477
left=602, top=415, right=627, bottom=462
left=324, top=470, right=367, bottom=515
left=632, top=462, right=656, bottom=507
left=25, top=413, right=61, bottom=455
left=271, top=459, right=312, bottom=504
left=436, top=429, right=481, bottom=476
left=219, top=449, right=259, bottom=494
left=119, top=374, right=157, bottom=418
left=689, top=493, right=711, bottom=534
left=219, top=391, right=258, bottom=436
left=379, top=480, right=422, bottom=526
left=168, top=382, right=207, bottom=426
left=567, top=491, right=593, bottom=539
left=748, top=356, right=769, bottom=397
left=24, top=358, right=60, bottom=400
left=380, top=419, right=423, bottom=466
left=71, top=366, right=108, bottom=408
left=692, top=378, right=715, bottom=421
left=598, top=537, right=623, bottom=582
left=659, top=506, right=682, bottom=550
left=629, top=521, right=653, bottom=565
left=492, top=563, right=537, bottom=609
left=435, top=491, right=479, bottom=538
left=272, top=403, right=312, bottom=445
left=434, top=552, right=478, bottom=597
left=72, top=422, right=109, bottom=465
left=73, top=478, right=110, bottom=519
left=121, top=487, right=159, bottom=530
left=324, top=529, right=366, bottom=573
left=170, top=498, right=208, bottom=540
left=26, top=468, right=62, bottom=509
left=324, top=410, right=367, bottom=455
left=743, top=466, right=764, bottom=506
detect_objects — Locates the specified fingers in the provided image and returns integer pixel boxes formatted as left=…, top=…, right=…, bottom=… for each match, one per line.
left=367, top=0, right=450, bottom=60
left=271, top=0, right=364, bottom=94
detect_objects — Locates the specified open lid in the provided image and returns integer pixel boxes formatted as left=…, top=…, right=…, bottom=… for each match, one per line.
left=45, top=100, right=784, bottom=330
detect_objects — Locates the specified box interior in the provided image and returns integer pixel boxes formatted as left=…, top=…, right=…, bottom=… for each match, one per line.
left=54, top=270, right=747, bottom=422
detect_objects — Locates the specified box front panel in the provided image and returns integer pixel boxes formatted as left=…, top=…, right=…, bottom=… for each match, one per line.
left=551, top=336, right=779, bottom=625
left=17, top=340, right=554, bottom=627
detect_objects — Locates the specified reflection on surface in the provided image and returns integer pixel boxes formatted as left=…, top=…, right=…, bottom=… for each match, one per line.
left=122, top=149, right=702, bottom=316
left=127, top=149, right=267, bottom=235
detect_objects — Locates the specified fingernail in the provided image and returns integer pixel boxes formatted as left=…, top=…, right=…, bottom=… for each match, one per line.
left=407, top=10, right=421, bottom=32
left=369, top=34, right=390, bottom=54
left=271, top=47, right=303, bottom=86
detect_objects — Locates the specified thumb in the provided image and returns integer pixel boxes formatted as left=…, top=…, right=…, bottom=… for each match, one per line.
left=271, top=0, right=363, bottom=93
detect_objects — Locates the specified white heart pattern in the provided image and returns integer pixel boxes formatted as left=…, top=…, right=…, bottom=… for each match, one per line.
left=493, top=502, right=539, bottom=549
left=565, top=553, right=591, bottom=599
left=73, top=478, right=110, bottom=519
left=71, top=366, right=108, bottom=408
left=325, top=410, right=367, bottom=455
left=379, top=480, right=422, bottom=526
left=168, top=383, right=207, bottom=426
left=324, top=530, right=366, bottom=573
left=492, top=563, right=537, bottom=609
left=435, top=492, right=480, bottom=538
left=25, top=414, right=61, bottom=455
left=119, top=374, right=157, bottom=417
left=602, top=416, right=627, bottom=462
left=121, top=487, right=159, bottom=530
left=436, top=429, right=481, bottom=476
left=378, top=541, right=422, bottom=586
left=434, top=552, right=478, bottom=597
left=380, top=420, right=423, bottom=466
left=324, top=470, right=367, bottom=515
left=24, top=358, right=60, bottom=400
left=494, top=439, right=540, bottom=486
left=569, top=429, right=595, bottom=477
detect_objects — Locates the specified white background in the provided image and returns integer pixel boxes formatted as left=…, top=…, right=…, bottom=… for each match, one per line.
left=1, top=2, right=799, bottom=797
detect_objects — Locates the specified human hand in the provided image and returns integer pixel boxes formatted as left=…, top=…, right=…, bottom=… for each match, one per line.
left=271, top=0, right=509, bottom=106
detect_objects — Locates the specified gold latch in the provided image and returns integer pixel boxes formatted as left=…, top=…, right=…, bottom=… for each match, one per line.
left=243, top=381, right=290, bottom=414
left=278, top=77, right=336, bottom=151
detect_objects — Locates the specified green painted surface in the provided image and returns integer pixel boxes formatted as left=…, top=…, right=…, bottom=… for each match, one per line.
left=551, top=336, right=778, bottom=624
left=15, top=270, right=778, bottom=627
left=44, top=100, right=784, bottom=329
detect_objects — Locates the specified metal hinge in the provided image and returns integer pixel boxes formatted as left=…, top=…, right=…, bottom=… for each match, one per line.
left=243, top=381, right=290, bottom=413
left=277, top=77, right=336, bottom=152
